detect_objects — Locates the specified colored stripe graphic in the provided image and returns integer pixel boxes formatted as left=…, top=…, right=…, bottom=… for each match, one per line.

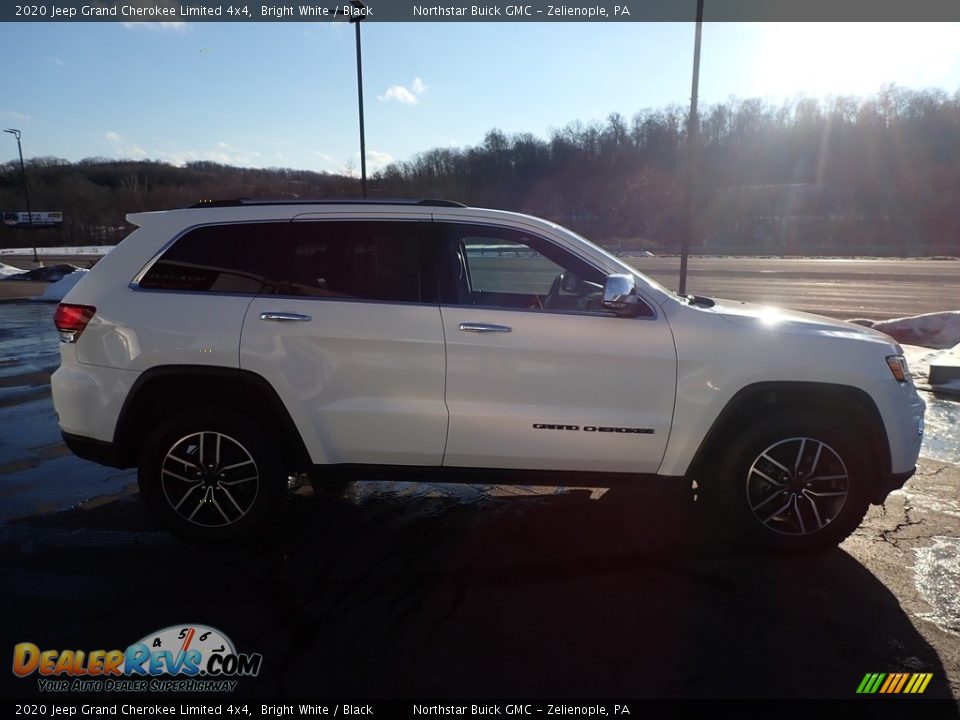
left=879, top=674, right=896, bottom=693
left=857, top=672, right=932, bottom=694
left=869, top=673, right=886, bottom=693
left=881, top=673, right=907, bottom=693
left=892, top=673, right=909, bottom=693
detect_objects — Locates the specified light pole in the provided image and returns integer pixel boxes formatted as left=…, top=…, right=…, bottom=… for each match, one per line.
left=322, top=1, right=368, bottom=197
left=3, top=128, right=37, bottom=264
left=350, top=0, right=368, bottom=197
left=678, top=0, right=703, bottom=296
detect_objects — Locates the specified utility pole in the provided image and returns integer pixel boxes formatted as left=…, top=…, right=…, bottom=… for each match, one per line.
left=678, top=0, right=703, bottom=296
left=4, top=128, right=38, bottom=264
left=350, top=0, right=368, bottom=197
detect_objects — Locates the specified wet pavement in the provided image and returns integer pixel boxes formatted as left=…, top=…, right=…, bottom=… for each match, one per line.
left=1, top=301, right=959, bottom=701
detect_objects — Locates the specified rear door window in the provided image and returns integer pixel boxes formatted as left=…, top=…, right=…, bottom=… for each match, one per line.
left=271, top=221, right=433, bottom=304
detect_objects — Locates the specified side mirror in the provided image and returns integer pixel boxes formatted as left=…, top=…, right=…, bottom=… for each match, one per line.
left=602, top=274, right=646, bottom=317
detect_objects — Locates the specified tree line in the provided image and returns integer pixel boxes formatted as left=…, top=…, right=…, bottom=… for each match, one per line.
left=2, top=85, right=959, bottom=254
left=373, top=85, right=960, bottom=254
left=0, top=159, right=358, bottom=247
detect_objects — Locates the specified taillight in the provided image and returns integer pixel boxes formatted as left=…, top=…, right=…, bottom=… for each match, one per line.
left=54, top=303, right=96, bottom=343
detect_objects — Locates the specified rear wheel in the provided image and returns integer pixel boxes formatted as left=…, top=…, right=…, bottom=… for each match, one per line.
left=713, top=413, right=872, bottom=552
left=138, top=409, right=285, bottom=541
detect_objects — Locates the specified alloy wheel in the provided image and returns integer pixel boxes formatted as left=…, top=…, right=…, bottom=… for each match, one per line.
left=160, top=431, right=260, bottom=527
left=745, top=437, right=850, bottom=536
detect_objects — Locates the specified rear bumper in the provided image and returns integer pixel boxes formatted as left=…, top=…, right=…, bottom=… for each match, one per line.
left=51, top=362, right=136, bottom=446
left=62, top=431, right=125, bottom=469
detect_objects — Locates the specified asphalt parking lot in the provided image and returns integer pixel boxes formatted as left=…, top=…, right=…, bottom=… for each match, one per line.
left=1, top=299, right=959, bottom=702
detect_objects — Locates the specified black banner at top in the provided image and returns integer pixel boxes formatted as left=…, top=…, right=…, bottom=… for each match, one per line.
left=4, top=0, right=960, bottom=23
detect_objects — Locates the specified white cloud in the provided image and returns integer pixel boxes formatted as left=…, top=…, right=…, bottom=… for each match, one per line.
left=98, top=137, right=385, bottom=175
left=379, top=86, right=418, bottom=105
left=311, top=151, right=349, bottom=174
left=105, top=130, right=147, bottom=159
left=47, top=56, right=66, bottom=67
left=121, top=22, right=189, bottom=32
left=365, top=150, right=394, bottom=171
left=2, top=110, right=31, bottom=122
left=151, top=141, right=264, bottom=167
left=378, top=77, right=428, bottom=105
left=329, top=150, right=394, bottom=177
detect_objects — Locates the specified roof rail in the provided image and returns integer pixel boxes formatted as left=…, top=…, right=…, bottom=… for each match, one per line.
left=188, top=198, right=467, bottom=209
left=416, top=199, right=468, bottom=208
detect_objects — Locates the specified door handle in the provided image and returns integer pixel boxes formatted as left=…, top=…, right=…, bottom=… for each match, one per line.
left=458, top=322, right=512, bottom=334
left=260, top=312, right=312, bottom=322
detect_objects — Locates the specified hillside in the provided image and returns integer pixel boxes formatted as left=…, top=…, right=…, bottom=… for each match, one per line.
left=3, top=86, right=959, bottom=254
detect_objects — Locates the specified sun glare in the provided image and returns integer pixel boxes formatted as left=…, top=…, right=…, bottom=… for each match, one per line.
left=750, top=23, right=960, bottom=99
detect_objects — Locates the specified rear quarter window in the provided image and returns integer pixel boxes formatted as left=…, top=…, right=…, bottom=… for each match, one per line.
left=137, top=222, right=283, bottom=293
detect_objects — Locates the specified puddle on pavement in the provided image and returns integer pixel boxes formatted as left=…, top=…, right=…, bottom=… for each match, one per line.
left=332, top=479, right=606, bottom=506
left=914, top=536, right=960, bottom=636
left=0, top=301, right=60, bottom=381
left=920, top=391, right=960, bottom=465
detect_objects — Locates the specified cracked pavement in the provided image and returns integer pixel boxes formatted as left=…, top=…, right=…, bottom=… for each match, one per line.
left=1, top=301, right=959, bottom=702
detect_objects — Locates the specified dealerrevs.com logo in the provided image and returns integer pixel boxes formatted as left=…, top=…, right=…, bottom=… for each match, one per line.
left=12, top=624, right=262, bottom=693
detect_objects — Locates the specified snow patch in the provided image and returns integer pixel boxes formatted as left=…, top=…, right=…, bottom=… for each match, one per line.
left=860, top=311, right=960, bottom=350
left=6, top=264, right=81, bottom=282
left=0, top=262, right=27, bottom=278
left=0, top=246, right=114, bottom=257
left=33, top=269, right=89, bottom=302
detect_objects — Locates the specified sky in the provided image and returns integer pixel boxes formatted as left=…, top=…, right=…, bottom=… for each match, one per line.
left=1, top=21, right=960, bottom=176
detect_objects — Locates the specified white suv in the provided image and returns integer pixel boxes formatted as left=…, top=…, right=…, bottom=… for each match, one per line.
left=51, top=199, right=925, bottom=550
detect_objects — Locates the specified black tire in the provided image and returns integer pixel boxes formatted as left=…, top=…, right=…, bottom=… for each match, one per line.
left=712, top=412, right=872, bottom=553
left=138, top=408, right=285, bottom=542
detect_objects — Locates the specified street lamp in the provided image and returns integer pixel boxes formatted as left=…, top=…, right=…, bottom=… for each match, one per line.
left=3, top=128, right=38, bottom=264
left=349, top=0, right=368, bottom=197
left=678, top=0, right=703, bottom=296
left=319, top=1, right=369, bottom=197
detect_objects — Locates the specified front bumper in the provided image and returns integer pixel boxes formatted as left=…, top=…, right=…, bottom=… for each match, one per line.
left=871, top=467, right=915, bottom=504
left=871, top=379, right=925, bottom=475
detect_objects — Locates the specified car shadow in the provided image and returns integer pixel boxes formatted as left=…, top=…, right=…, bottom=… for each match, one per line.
left=2, top=482, right=956, bottom=704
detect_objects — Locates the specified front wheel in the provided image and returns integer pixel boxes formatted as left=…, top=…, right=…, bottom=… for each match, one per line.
left=713, top=413, right=872, bottom=552
left=138, top=409, right=285, bottom=541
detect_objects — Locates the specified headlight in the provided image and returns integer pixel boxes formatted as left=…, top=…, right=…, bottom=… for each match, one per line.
left=886, top=355, right=910, bottom=382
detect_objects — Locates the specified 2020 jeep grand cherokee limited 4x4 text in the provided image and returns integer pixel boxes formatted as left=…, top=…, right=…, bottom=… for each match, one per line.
left=51, top=199, right=925, bottom=550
